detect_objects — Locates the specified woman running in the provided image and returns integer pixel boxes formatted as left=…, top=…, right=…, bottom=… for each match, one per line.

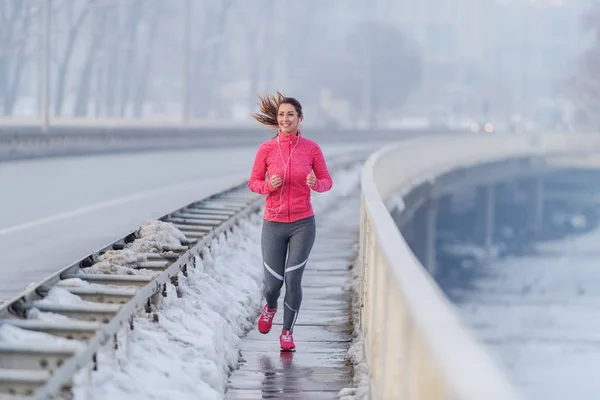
left=248, top=92, right=333, bottom=352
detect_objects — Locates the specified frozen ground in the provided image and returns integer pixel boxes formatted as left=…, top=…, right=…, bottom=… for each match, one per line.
left=449, top=227, right=600, bottom=400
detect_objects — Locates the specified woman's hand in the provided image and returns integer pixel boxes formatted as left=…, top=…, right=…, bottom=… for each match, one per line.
left=306, top=171, right=316, bottom=188
left=270, top=173, right=282, bottom=189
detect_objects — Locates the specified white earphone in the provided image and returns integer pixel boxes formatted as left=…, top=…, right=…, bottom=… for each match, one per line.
left=266, top=134, right=301, bottom=220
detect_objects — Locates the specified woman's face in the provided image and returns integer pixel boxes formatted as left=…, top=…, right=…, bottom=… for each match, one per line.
left=278, top=103, right=301, bottom=135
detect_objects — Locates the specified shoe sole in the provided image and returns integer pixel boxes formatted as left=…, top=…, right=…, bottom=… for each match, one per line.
left=257, top=322, right=273, bottom=334
left=280, top=348, right=296, bottom=352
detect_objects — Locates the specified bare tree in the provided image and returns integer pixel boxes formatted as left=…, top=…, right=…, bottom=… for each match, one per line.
left=0, top=0, right=426, bottom=121
left=189, top=0, right=235, bottom=118
left=0, top=1, right=35, bottom=116
left=132, top=0, right=162, bottom=117
left=115, top=0, right=144, bottom=117
left=53, top=0, right=94, bottom=116
left=236, top=0, right=276, bottom=112
left=73, top=3, right=106, bottom=116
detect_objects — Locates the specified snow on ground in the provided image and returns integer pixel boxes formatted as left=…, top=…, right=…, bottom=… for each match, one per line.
left=69, top=163, right=365, bottom=400
left=0, top=221, right=192, bottom=343
left=10, top=221, right=192, bottom=325
left=83, top=220, right=186, bottom=276
left=127, top=220, right=188, bottom=253
left=449, top=227, right=600, bottom=400
left=0, top=323, right=84, bottom=350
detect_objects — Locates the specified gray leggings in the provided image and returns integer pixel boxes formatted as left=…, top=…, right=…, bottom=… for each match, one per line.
left=261, top=216, right=316, bottom=332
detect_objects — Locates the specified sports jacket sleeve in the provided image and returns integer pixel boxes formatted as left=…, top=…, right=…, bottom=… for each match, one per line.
left=248, top=144, right=276, bottom=194
left=311, top=144, right=333, bottom=193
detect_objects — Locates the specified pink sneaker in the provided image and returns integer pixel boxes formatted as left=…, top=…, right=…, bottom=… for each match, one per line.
left=257, top=304, right=277, bottom=334
left=280, top=330, right=295, bottom=352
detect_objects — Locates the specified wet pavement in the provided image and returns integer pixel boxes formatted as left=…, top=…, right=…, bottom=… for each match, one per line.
left=226, top=195, right=359, bottom=400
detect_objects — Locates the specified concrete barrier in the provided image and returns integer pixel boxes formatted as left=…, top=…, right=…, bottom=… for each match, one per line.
left=358, top=133, right=600, bottom=399
left=0, top=119, right=467, bottom=162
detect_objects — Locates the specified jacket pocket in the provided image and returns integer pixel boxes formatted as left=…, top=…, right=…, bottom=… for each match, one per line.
left=265, top=194, right=274, bottom=210
left=290, top=194, right=309, bottom=213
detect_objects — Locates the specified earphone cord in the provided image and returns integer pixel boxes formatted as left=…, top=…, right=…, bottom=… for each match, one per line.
left=267, top=136, right=301, bottom=220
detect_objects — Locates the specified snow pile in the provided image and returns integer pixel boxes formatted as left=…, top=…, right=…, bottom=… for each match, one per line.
left=0, top=323, right=84, bottom=351
left=127, top=220, right=187, bottom=253
left=35, top=287, right=94, bottom=308
left=27, top=286, right=115, bottom=323
left=56, top=278, right=93, bottom=287
left=84, top=221, right=185, bottom=275
left=27, top=307, right=72, bottom=322
left=98, top=249, right=147, bottom=266
left=83, top=262, right=156, bottom=276
left=84, top=249, right=149, bottom=275
left=74, top=213, right=265, bottom=400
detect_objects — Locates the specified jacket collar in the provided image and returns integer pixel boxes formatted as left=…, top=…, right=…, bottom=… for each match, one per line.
left=277, top=129, right=302, bottom=145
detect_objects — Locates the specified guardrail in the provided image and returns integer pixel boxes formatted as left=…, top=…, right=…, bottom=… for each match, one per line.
left=357, top=133, right=600, bottom=399
left=0, top=118, right=466, bottom=163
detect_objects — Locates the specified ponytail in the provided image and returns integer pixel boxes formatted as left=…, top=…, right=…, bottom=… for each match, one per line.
left=252, top=91, right=304, bottom=133
left=252, top=92, right=285, bottom=128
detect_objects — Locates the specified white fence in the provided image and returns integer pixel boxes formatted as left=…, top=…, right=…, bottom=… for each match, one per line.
left=357, top=133, right=600, bottom=399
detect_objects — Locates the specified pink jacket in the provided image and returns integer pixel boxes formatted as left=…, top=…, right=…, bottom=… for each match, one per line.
left=248, top=131, right=333, bottom=223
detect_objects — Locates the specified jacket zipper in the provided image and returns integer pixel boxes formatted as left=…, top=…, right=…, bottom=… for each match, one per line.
left=288, top=138, right=292, bottom=222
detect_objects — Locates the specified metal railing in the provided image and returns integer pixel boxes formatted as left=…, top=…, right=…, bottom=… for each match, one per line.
left=357, top=133, right=600, bottom=399
left=0, top=122, right=467, bottom=163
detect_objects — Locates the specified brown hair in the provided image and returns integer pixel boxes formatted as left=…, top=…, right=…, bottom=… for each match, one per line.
left=252, top=91, right=303, bottom=130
